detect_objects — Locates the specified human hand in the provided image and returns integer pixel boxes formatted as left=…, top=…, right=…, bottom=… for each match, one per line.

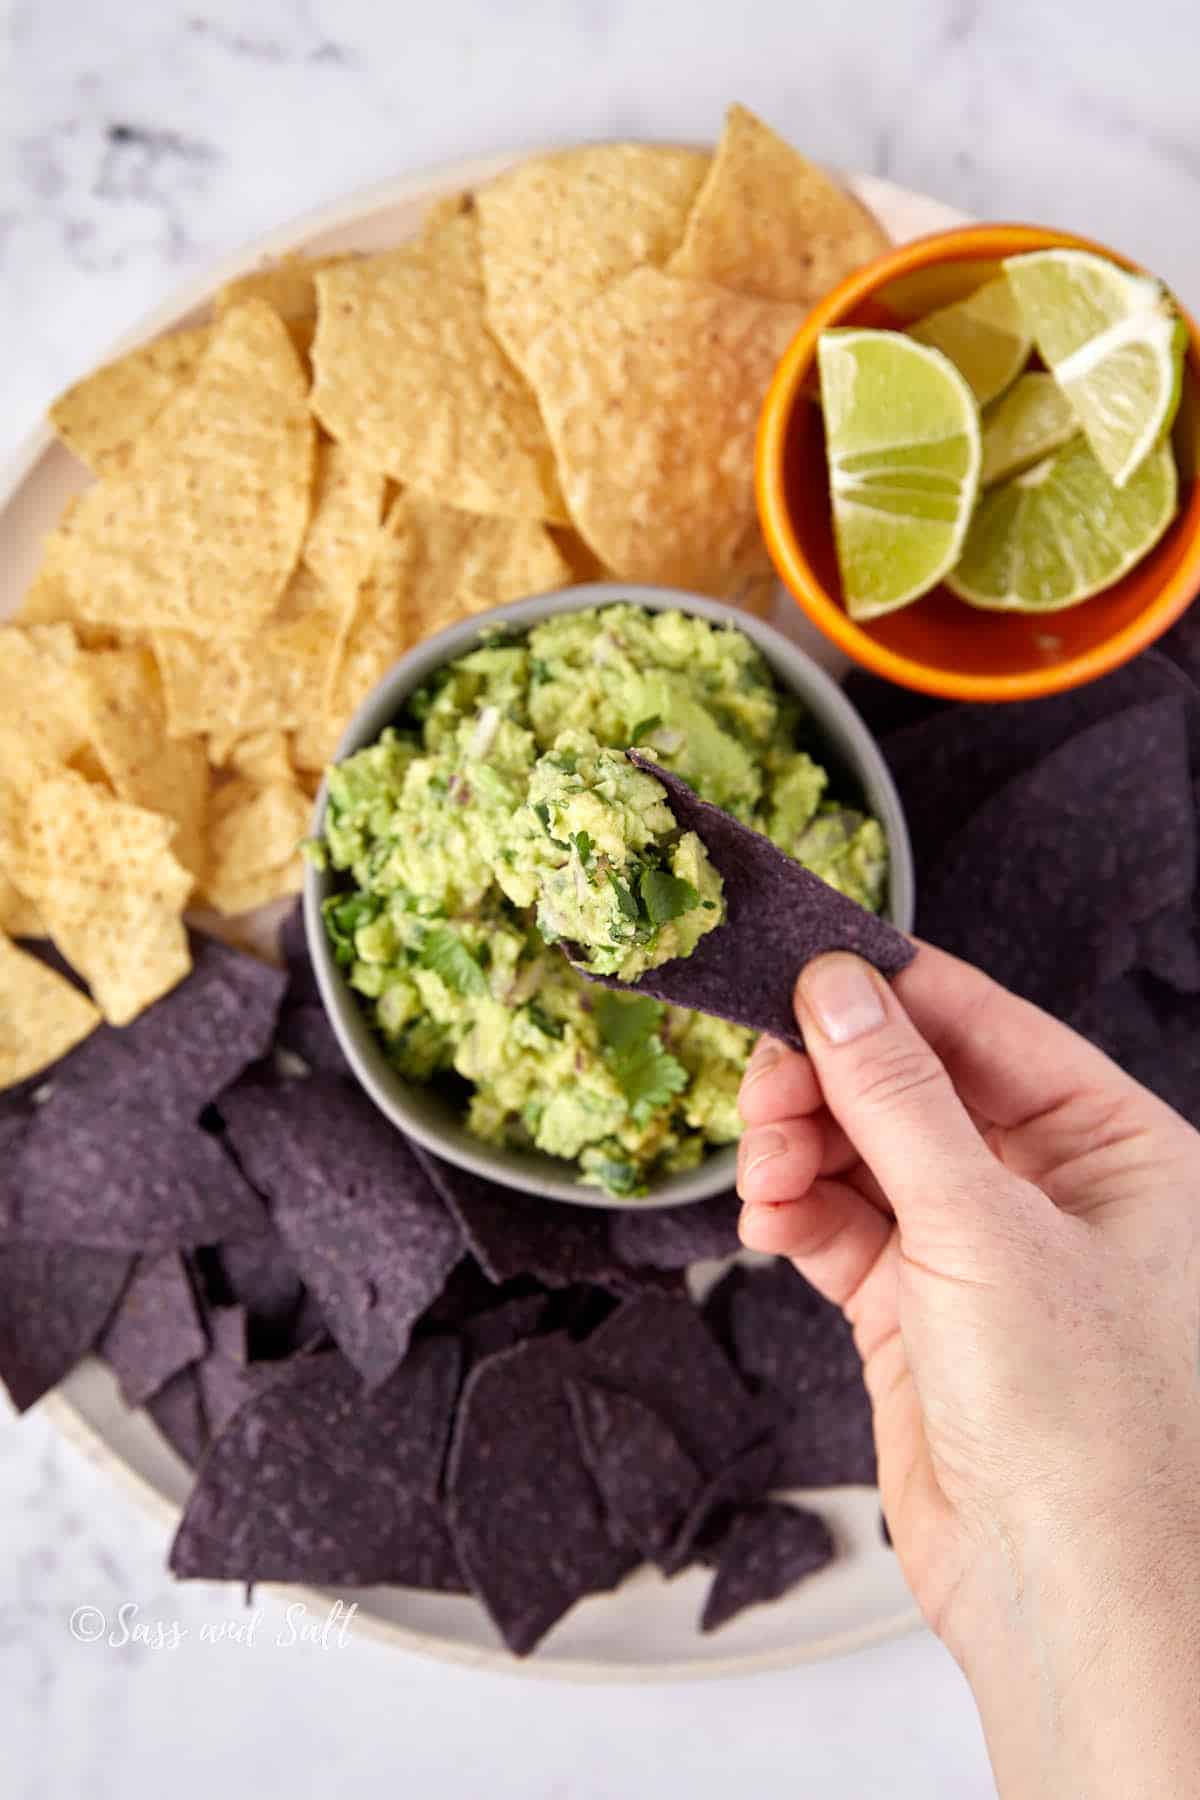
left=736, top=944, right=1200, bottom=1798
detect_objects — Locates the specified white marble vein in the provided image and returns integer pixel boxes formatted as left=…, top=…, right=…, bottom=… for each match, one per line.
left=2, top=0, right=1197, bottom=1791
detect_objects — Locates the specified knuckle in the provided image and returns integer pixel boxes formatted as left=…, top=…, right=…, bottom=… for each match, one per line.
left=849, top=1039, right=949, bottom=1115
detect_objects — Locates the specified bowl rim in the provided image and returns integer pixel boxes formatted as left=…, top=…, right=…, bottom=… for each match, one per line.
left=756, top=219, right=1200, bottom=704
left=303, top=581, right=915, bottom=1208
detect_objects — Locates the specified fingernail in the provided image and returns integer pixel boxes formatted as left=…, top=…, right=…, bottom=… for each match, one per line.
left=742, top=1038, right=783, bottom=1087
left=798, top=956, right=886, bottom=1045
left=737, top=1127, right=786, bottom=1178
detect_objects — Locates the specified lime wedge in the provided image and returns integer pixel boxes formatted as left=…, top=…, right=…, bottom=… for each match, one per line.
left=1004, top=249, right=1185, bottom=487
left=909, top=274, right=1032, bottom=406
left=818, top=328, right=982, bottom=620
left=947, top=435, right=1177, bottom=612
left=980, top=372, right=1079, bottom=485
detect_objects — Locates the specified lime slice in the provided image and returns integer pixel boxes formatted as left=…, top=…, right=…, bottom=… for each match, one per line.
left=980, top=372, right=1079, bottom=485
left=1004, top=249, right=1185, bottom=487
left=909, top=274, right=1032, bottom=406
left=817, top=328, right=982, bottom=621
left=947, top=435, right=1177, bottom=612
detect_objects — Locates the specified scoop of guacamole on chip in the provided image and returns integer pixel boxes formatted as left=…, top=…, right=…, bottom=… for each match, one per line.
left=316, top=605, right=888, bottom=1195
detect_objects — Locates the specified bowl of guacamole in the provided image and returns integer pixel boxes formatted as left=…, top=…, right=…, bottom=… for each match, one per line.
left=303, top=585, right=914, bottom=1207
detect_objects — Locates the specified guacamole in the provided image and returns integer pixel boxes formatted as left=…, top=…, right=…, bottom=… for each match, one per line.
left=316, top=605, right=888, bottom=1195
left=500, top=732, right=726, bottom=980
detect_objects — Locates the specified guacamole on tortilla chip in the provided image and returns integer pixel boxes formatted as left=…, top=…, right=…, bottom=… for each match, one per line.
left=315, top=605, right=887, bottom=1194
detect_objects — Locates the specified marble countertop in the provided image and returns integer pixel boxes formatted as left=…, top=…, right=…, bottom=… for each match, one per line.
left=3, top=2, right=1195, bottom=1792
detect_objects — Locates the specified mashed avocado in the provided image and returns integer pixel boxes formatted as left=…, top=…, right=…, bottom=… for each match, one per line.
left=501, top=731, right=725, bottom=979
left=316, top=605, right=888, bottom=1195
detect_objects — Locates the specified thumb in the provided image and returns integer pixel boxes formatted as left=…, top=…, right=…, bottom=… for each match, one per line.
left=794, top=952, right=1009, bottom=1239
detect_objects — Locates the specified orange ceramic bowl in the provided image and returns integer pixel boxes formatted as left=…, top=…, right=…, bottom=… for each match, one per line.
left=756, top=222, right=1200, bottom=702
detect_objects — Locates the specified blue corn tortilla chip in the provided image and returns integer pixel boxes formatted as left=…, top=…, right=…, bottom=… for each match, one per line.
left=97, top=1251, right=206, bottom=1407
left=1160, top=600, right=1200, bottom=690
left=276, top=903, right=348, bottom=1073
left=458, top=1292, right=550, bottom=1363
left=195, top=1305, right=258, bottom=1440
left=580, top=1294, right=763, bottom=1478
left=412, top=1146, right=669, bottom=1295
left=1077, top=972, right=1200, bottom=1131
left=12, top=1098, right=268, bottom=1252
left=212, top=1230, right=306, bottom=1359
left=278, top=900, right=322, bottom=1007
left=0, top=1241, right=133, bottom=1411
left=609, top=1189, right=740, bottom=1270
left=700, top=1501, right=835, bottom=1633
left=918, top=700, right=1196, bottom=1019
left=842, top=668, right=948, bottom=740
left=146, top=1366, right=209, bottom=1466
left=0, top=1100, right=31, bottom=1234
left=659, top=1436, right=780, bottom=1576
left=275, top=1003, right=350, bottom=1077
left=446, top=1334, right=635, bottom=1655
left=709, top=1261, right=876, bottom=1488
left=541, top=1282, right=624, bottom=1339
left=171, top=1341, right=466, bottom=1591
left=416, top=1254, right=518, bottom=1329
left=219, top=1075, right=462, bottom=1387
left=35, top=931, right=286, bottom=1118
left=879, top=651, right=1199, bottom=876
left=566, top=1378, right=701, bottom=1561
left=5, top=941, right=273, bottom=1255
left=205, top=1302, right=248, bottom=1365
left=1134, top=905, right=1200, bottom=995
left=587, top=756, right=914, bottom=1050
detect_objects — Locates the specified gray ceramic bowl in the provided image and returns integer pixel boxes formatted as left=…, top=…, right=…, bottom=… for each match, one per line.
left=304, top=583, right=915, bottom=1208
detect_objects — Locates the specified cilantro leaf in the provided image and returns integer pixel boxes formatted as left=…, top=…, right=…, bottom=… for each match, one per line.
left=639, top=868, right=699, bottom=926
left=593, top=991, right=665, bottom=1053
left=572, top=829, right=592, bottom=863
left=613, top=1037, right=689, bottom=1126
left=525, top=1000, right=564, bottom=1040
left=631, top=714, right=663, bottom=745
left=593, top=992, right=688, bottom=1124
left=533, top=801, right=553, bottom=833
left=419, top=927, right=487, bottom=997
left=322, top=891, right=382, bottom=967
left=587, top=1156, right=642, bottom=1197
left=606, top=870, right=640, bottom=922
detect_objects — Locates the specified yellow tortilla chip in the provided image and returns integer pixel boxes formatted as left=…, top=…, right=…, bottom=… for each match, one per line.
left=0, top=929, right=101, bottom=1088
left=290, top=715, right=344, bottom=777
left=550, top=527, right=613, bottom=585
left=300, top=440, right=386, bottom=602
left=153, top=572, right=346, bottom=738
left=207, top=730, right=295, bottom=787
left=310, top=215, right=567, bottom=524
left=0, top=867, right=43, bottom=939
left=4, top=772, right=192, bottom=1025
left=0, top=623, right=89, bottom=863
left=421, top=192, right=473, bottom=243
left=76, top=645, right=208, bottom=884
left=476, top=145, right=709, bottom=377
left=67, top=744, right=115, bottom=788
left=0, top=622, right=87, bottom=780
left=214, top=253, right=350, bottom=322
left=526, top=268, right=803, bottom=594
left=202, top=778, right=311, bottom=916
left=49, top=327, right=211, bottom=475
left=668, top=105, right=889, bottom=305
left=44, top=300, right=315, bottom=638
left=317, top=492, right=571, bottom=753
left=17, top=503, right=123, bottom=648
